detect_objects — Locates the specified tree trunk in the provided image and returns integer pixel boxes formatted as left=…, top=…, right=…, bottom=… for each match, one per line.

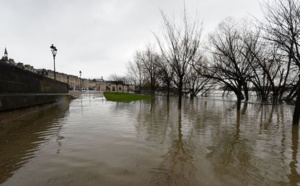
left=237, top=84, right=242, bottom=110
left=272, top=92, right=279, bottom=104
left=139, top=78, right=142, bottom=91
left=178, top=77, right=183, bottom=109
left=260, top=91, right=268, bottom=102
left=293, top=76, right=300, bottom=125
left=286, top=81, right=299, bottom=103
left=190, top=89, right=194, bottom=99
left=237, top=95, right=241, bottom=110
left=151, top=77, right=155, bottom=92
left=243, top=82, right=249, bottom=101
left=167, top=82, right=170, bottom=102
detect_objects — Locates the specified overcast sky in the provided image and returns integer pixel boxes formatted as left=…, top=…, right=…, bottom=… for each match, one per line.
left=0, top=0, right=263, bottom=79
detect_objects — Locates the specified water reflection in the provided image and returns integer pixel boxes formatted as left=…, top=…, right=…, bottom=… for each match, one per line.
left=134, top=97, right=300, bottom=185
left=1, top=93, right=300, bottom=185
left=0, top=100, right=70, bottom=184
left=206, top=103, right=253, bottom=185
left=150, top=107, right=197, bottom=185
left=288, top=126, right=300, bottom=184
left=135, top=98, right=172, bottom=143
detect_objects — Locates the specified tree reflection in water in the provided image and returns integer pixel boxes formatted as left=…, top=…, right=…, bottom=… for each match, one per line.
left=5, top=93, right=300, bottom=185
left=149, top=106, right=197, bottom=185
left=287, top=125, right=300, bottom=184
left=205, top=103, right=254, bottom=185
left=128, top=97, right=300, bottom=185
left=135, top=98, right=171, bottom=143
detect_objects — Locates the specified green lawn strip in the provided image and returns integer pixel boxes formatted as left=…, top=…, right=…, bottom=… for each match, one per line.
left=103, top=92, right=155, bottom=102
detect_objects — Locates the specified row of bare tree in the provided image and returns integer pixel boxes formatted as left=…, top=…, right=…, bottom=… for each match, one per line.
left=111, top=0, right=300, bottom=124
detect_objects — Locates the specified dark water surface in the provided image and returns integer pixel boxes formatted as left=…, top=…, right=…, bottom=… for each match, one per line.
left=0, top=91, right=300, bottom=185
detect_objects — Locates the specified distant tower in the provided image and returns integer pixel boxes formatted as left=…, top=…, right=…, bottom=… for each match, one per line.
left=0, top=47, right=8, bottom=62
left=4, top=48, right=8, bottom=59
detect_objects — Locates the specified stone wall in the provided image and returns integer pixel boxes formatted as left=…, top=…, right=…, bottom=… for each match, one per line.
left=0, top=62, right=68, bottom=93
left=0, top=94, right=71, bottom=112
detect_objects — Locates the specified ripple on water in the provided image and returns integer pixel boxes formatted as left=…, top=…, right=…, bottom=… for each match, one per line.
left=1, top=92, right=300, bottom=185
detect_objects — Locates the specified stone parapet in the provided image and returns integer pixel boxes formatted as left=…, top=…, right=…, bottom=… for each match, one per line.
left=0, top=62, right=68, bottom=93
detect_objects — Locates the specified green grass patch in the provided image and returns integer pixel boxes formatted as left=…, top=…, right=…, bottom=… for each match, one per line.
left=103, top=92, right=155, bottom=103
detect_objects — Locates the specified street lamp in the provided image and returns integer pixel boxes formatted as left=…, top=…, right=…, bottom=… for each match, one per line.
left=79, top=70, right=82, bottom=91
left=50, top=44, right=57, bottom=80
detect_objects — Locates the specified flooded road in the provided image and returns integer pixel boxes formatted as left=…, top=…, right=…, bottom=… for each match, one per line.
left=1, top=91, right=300, bottom=185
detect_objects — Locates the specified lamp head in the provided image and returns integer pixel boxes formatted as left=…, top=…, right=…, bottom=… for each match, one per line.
left=50, top=44, right=57, bottom=56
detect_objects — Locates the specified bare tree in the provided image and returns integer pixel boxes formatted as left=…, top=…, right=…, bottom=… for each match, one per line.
left=155, top=6, right=203, bottom=108
left=139, top=45, right=160, bottom=92
left=156, top=55, right=174, bottom=101
left=189, top=58, right=215, bottom=98
left=126, top=52, right=145, bottom=91
left=246, top=38, right=295, bottom=103
left=126, top=61, right=138, bottom=85
left=108, top=74, right=125, bottom=81
left=206, top=18, right=253, bottom=110
left=261, top=0, right=300, bottom=124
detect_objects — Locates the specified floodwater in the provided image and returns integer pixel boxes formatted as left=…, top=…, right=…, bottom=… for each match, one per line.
left=0, top=91, right=300, bottom=185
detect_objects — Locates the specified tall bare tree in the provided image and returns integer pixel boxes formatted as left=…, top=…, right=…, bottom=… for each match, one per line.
left=155, top=7, right=203, bottom=108
left=246, top=37, right=295, bottom=103
left=108, top=74, right=126, bottom=81
left=156, top=55, right=174, bottom=101
left=262, top=0, right=300, bottom=124
left=189, top=58, right=214, bottom=98
left=206, top=18, right=253, bottom=110
left=126, top=61, right=138, bottom=85
left=139, top=45, right=160, bottom=92
left=126, top=55, right=144, bottom=91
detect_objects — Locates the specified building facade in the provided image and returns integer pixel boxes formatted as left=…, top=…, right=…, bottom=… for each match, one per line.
left=1, top=48, right=135, bottom=92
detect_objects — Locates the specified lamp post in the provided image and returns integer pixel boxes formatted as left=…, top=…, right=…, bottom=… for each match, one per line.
left=50, top=44, right=57, bottom=80
left=79, top=71, right=82, bottom=91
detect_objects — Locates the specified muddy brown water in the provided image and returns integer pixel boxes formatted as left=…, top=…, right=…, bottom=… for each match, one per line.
left=0, top=91, right=299, bottom=185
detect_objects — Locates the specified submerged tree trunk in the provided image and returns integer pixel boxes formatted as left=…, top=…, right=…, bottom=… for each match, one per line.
left=272, top=92, right=279, bottom=104
left=293, top=76, right=300, bottom=125
left=243, top=82, right=249, bottom=101
left=237, top=84, right=242, bottom=110
left=237, top=94, right=242, bottom=110
left=190, top=89, right=194, bottom=99
left=261, top=91, right=268, bottom=102
left=167, top=83, right=170, bottom=102
left=178, top=77, right=184, bottom=109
